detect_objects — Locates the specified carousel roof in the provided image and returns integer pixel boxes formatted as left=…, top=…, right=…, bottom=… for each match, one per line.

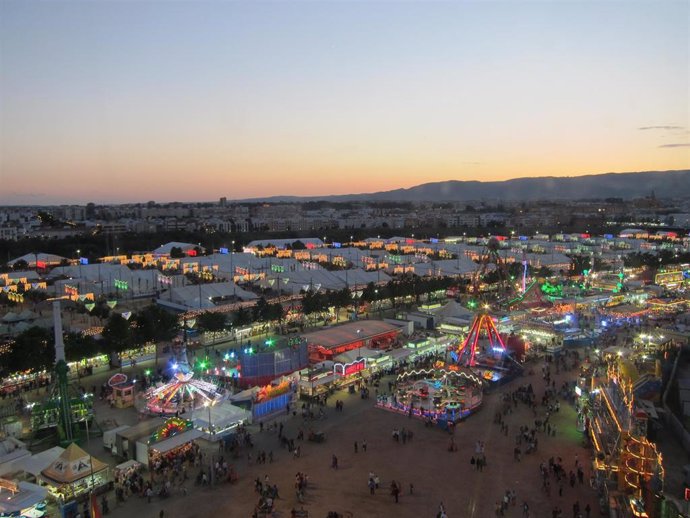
left=40, top=443, right=108, bottom=485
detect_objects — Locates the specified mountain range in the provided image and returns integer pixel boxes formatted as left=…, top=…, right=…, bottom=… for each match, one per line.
left=242, top=170, right=690, bottom=202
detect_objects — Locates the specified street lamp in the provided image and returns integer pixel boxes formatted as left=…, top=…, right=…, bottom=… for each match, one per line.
left=356, top=329, right=362, bottom=359
left=204, top=400, right=216, bottom=436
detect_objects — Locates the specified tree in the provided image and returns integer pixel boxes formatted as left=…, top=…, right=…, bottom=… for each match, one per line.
left=253, top=297, right=269, bottom=322
left=234, top=307, right=251, bottom=327
left=196, top=311, right=227, bottom=333
left=64, top=332, right=100, bottom=363
left=12, top=259, right=28, bottom=271
left=2, top=326, right=54, bottom=375
left=533, top=266, right=553, bottom=278
left=133, top=305, right=179, bottom=344
left=102, top=313, right=132, bottom=355
left=170, top=247, right=185, bottom=258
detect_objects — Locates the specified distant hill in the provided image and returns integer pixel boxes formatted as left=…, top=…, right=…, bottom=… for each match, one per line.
left=241, top=170, right=690, bottom=202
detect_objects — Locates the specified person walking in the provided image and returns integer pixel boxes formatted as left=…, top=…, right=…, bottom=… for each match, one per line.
left=391, top=480, right=400, bottom=503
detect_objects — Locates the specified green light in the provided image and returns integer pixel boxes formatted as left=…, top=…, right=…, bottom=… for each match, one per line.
left=265, top=339, right=274, bottom=347
left=145, top=369, right=151, bottom=376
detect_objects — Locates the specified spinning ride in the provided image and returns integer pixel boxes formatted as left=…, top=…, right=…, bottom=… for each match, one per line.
left=454, top=312, right=506, bottom=367
left=144, top=334, right=221, bottom=415
left=145, top=371, right=221, bottom=415
left=452, top=311, right=522, bottom=385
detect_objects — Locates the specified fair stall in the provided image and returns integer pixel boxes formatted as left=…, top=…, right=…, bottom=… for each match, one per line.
left=39, top=444, right=110, bottom=504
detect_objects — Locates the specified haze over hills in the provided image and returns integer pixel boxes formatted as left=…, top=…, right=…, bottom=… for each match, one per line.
left=241, top=170, right=690, bottom=203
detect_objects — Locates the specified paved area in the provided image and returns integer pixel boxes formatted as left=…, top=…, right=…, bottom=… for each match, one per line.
left=94, top=356, right=599, bottom=518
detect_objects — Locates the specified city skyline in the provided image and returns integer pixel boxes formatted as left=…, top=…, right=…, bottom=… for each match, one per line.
left=1, top=0, right=689, bottom=205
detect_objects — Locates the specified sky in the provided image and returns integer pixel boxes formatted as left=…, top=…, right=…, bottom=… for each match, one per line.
left=1, top=0, right=689, bottom=205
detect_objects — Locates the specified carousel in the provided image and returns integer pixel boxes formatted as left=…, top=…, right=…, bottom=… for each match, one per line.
left=377, top=365, right=483, bottom=425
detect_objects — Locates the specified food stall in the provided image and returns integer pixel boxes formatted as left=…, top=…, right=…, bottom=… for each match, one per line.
left=39, top=443, right=110, bottom=504
left=145, top=418, right=203, bottom=469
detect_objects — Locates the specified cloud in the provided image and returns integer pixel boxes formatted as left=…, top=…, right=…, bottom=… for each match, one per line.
left=639, top=125, right=684, bottom=130
left=658, top=143, right=690, bottom=148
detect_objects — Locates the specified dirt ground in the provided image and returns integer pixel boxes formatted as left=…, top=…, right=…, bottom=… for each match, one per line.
left=105, top=358, right=600, bottom=518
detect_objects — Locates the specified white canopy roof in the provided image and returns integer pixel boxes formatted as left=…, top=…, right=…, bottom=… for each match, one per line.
left=193, top=401, right=251, bottom=430
left=12, top=446, right=64, bottom=478
left=148, top=429, right=204, bottom=453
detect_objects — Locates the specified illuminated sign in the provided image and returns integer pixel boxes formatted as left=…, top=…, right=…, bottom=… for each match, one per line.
left=219, top=247, right=229, bottom=255
left=79, top=257, right=89, bottom=265
left=332, top=242, right=342, bottom=248
left=334, top=358, right=366, bottom=377
left=430, top=238, right=439, bottom=244
left=186, top=249, right=197, bottom=257
left=519, top=236, right=528, bottom=241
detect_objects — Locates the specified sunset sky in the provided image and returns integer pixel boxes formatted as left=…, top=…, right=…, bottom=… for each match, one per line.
left=1, top=1, right=688, bottom=204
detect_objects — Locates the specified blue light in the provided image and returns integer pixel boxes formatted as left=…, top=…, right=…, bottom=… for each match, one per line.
left=219, top=247, right=229, bottom=255
left=79, top=257, right=89, bottom=265
left=492, top=347, right=505, bottom=353
left=430, top=238, right=439, bottom=244
left=171, top=362, right=178, bottom=371
left=565, top=314, right=573, bottom=323
left=333, top=242, right=342, bottom=248
left=601, top=320, right=608, bottom=327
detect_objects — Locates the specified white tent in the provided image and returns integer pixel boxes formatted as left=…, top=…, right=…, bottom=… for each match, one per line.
left=11, top=446, right=64, bottom=478
left=193, top=401, right=251, bottom=440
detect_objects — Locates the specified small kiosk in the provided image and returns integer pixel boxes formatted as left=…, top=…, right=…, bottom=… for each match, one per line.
left=39, top=443, right=110, bottom=504
left=108, top=373, right=136, bottom=409
left=112, top=382, right=136, bottom=409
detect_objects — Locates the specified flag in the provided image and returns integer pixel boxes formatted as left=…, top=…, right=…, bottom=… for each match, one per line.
left=90, top=492, right=102, bottom=518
